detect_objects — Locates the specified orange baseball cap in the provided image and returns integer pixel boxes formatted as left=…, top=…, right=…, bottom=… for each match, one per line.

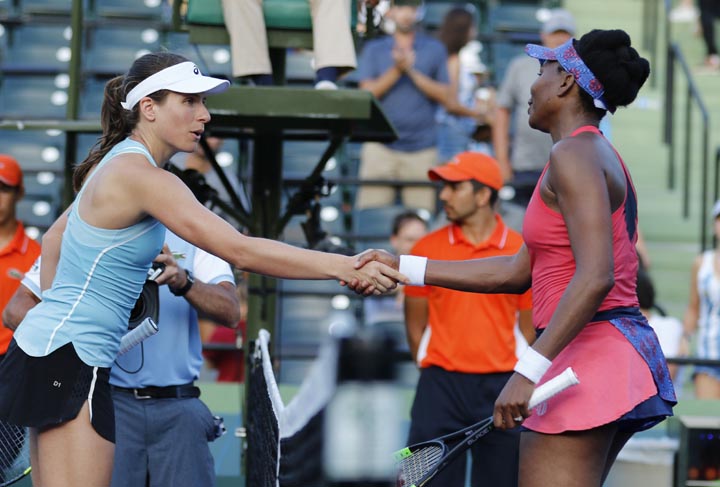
left=0, top=155, right=22, bottom=187
left=428, top=151, right=503, bottom=191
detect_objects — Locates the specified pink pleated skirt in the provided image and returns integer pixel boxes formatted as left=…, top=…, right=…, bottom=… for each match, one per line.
left=523, top=321, right=662, bottom=434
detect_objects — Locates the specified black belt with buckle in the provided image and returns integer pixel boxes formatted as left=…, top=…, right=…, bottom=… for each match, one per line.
left=112, top=383, right=200, bottom=400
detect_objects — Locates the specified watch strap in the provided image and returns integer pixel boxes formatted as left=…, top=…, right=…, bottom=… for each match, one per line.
left=170, top=269, right=194, bottom=297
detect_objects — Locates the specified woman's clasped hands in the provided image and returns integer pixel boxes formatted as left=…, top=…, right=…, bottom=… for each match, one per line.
left=342, top=249, right=403, bottom=295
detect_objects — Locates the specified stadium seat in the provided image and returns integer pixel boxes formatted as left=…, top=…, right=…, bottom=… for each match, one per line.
left=487, top=2, right=543, bottom=34
left=79, top=76, right=108, bottom=119
left=276, top=358, right=315, bottom=384
left=93, top=0, right=166, bottom=20
left=352, top=205, right=422, bottom=239
left=278, top=278, right=356, bottom=296
left=1, top=23, right=72, bottom=73
left=17, top=198, right=59, bottom=230
left=23, top=173, right=63, bottom=200
left=280, top=215, right=312, bottom=246
left=161, top=31, right=232, bottom=78
left=0, top=21, right=6, bottom=49
left=183, top=0, right=357, bottom=79
left=277, top=295, right=358, bottom=356
left=0, top=75, right=69, bottom=119
left=280, top=209, right=351, bottom=250
left=284, top=49, right=315, bottom=85
left=21, top=0, right=72, bottom=16
left=353, top=237, right=394, bottom=254
left=76, top=132, right=102, bottom=163
left=282, top=141, right=343, bottom=180
left=0, top=130, right=67, bottom=171
left=489, top=40, right=527, bottom=84
left=422, top=1, right=483, bottom=31
left=84, top=25, right=161, bottom=76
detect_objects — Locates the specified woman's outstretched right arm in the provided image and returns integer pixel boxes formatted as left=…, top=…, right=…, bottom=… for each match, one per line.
left=130, top=164, right=406, bottom=293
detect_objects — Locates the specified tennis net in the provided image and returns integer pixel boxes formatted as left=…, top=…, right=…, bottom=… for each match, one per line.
left=245, top=329, right=338, bottom=487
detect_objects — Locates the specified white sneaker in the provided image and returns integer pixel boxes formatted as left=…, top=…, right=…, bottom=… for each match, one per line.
left=696, top=54, right=720, bottom=74
left=669, top=5, right=698, bottom=22
left=314, top=80, right=338, bottom=90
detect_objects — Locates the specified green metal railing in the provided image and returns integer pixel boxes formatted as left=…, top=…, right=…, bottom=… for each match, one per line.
left=660, top=0, right=713, bottom=250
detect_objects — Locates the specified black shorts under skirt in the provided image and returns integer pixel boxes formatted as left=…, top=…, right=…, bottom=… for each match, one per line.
left=0, top=339, right=115, bottom=443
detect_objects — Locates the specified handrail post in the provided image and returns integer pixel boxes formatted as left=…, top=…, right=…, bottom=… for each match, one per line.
left=714, top=145, right=720, bottom=250
left=715, top=146, right=720, bottom=208
left=646, top=0, right=659, bottom=87
left=665, top=44, right=675, bottom=188
left=682, top=84, right=691, bottom=219
left=700, top=123, right=710, bottom=250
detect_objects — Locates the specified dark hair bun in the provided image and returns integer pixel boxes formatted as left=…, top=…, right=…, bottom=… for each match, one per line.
left=576, top=29, right=650, bottom=108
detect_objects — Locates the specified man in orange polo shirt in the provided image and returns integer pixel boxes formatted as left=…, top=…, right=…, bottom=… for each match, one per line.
left=0, top=154, right=41, bottom=360
left=404, top=151, right=533, bottom=487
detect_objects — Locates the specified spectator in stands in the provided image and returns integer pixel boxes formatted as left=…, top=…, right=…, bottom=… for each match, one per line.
left=435, top=6, right=494, bottom=161
left=354, top=0, right=449, bottom=213
left=493, top=8, right=575, bottom=206
left=698, top=0, right=720, bottom=72
left=0, top=51, right=403, bottom=487
left=403, top=152, right=533, bottom=486
left=4, top=229, right=240, bottom=487
left=637, top=267, right=683, bottom=382
left=363, top=210, right=429, bottom=326
left=464, top=45, right=497, bottom=156
left=201, top=272, right=248, bottom=382
left=182, top=136, right=245, bottom=208
left=221, top=0, right=357, bottom=88
left=0, top=155, right=41, bottom=361
left=175, top=135, right=250, bottom=222
left=682, top=199, right=720, bottom=398
left=0, top=155, right=40, bottom=481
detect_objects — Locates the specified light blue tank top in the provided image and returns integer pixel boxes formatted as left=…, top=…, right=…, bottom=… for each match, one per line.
left=111, top=231, right=234, bottom=387
left=696, top=250, right=720, bottom=360
left=15, top=139, right=166, bottom=367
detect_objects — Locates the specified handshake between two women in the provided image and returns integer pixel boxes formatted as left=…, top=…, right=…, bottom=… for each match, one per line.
left=341, top=249, right=404, bottom=296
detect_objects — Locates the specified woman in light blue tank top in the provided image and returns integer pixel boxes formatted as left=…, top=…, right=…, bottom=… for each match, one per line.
left=0, top=52, right=405, bottom=486
left=683, top=202, right=720, bottom=397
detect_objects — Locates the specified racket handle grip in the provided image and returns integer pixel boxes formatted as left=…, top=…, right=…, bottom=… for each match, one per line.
left=528, top=367, right=579, bottom=409
left=118, top=317, right=158, bottom=355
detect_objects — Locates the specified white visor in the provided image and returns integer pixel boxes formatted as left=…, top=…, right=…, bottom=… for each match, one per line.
left=120, top=62, right=230, bottom=110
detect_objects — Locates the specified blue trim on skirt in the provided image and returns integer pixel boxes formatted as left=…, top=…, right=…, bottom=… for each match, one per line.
left=535, top=307, right=676, bottom=433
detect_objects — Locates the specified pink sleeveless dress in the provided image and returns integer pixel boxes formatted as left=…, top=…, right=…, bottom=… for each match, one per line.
left=521, top=126, right=675, bottom=434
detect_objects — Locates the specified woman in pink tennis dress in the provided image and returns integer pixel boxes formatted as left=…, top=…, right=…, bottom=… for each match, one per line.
left=354, top=29, right=676, bottom=487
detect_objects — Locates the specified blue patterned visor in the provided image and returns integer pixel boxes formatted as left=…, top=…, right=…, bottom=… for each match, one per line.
left=525, top=38, right=615, bottom=114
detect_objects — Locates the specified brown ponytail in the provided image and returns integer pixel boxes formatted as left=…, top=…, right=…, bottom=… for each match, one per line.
left=72, top=51, right=190, bottom=192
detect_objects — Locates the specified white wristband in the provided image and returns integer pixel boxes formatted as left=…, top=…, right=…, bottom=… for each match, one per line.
left=514, top=347, right=552, bottom=384
left=399, top=255, right=428, bottom=286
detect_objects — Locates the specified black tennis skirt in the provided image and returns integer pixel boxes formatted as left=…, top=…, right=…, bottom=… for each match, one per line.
left=0, top=339, right=114, bottom=442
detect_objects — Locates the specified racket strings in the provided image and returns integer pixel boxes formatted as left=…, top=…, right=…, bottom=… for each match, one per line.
left=0, top=421, right=30, bottom=485
left=397, top=445, right=444, bottom=486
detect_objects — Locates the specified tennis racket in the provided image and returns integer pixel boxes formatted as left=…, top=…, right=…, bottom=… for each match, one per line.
left=118, top=317, right=159, bottom=355
left=0, top=420, right=30, bottom=486
left=395, top=367, right=579, bottom=487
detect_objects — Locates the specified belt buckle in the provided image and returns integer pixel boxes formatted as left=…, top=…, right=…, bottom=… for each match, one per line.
left=133, top=389, right=152, bottom=400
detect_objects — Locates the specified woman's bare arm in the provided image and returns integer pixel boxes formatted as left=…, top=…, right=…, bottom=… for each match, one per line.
left=40, top=206, right=71, bottom=291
